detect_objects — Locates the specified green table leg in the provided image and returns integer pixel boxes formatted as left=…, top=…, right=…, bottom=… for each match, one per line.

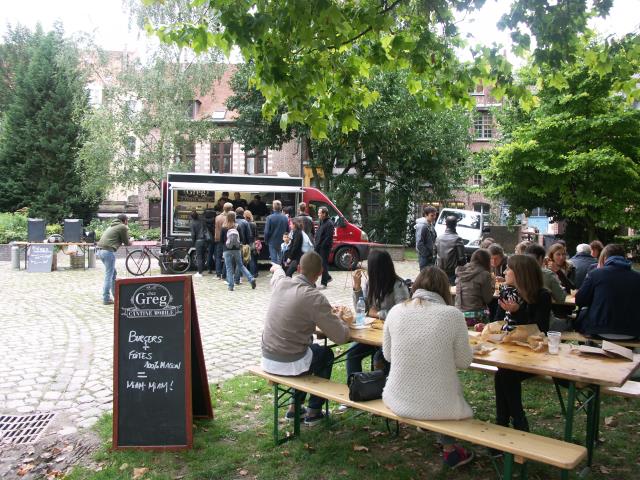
left=585, top=386, right=600, bottom=467
left=503, top=453, right=514, bottom=480
left=561, top=382, right=576, bottom=480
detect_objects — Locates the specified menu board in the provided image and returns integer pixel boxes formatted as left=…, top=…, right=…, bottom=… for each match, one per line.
left=113, top=275, right=212, bottom=450
left=27, top=244, right=54, bottom=272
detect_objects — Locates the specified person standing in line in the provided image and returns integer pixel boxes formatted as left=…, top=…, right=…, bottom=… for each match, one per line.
left=203, top=208, right=216, bottom=274
left=220, top=211, right=256, bottom=291
left=261, top=252, right=351, bottom=426
left=214, top=202, right=234, bottom=279
left=264, top=200, right=289, bottom=265
left=97, top=214, right=131, bottom=305
left=415, top=205, right=438, bottom=271
left=282, top=219, right=305, bottom=277
left=189, top=210, right=208, bottom=278
left=296, top=201, right=315, bottom=244
left=315, top=206, right=334, bottom=289
left=435, top=215, right=466, bottom=285
left=244, top=209, right=259, bottom=277
left=234, top=207, right=251, bottom=284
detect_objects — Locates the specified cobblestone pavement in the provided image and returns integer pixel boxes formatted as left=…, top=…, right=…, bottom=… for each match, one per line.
left=0, top=254, right=419, bottom=438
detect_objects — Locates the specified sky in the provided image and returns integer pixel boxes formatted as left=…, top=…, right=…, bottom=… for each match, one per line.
left=1, top=0, right=638, bottom=60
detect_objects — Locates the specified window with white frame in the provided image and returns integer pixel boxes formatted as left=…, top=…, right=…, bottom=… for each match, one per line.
left=472, top=173, right=483, bottom=186
left=474, top=111, right=493, bottom=139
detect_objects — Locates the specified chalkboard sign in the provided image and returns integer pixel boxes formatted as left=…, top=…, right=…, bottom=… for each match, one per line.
left=27, top=244, right=54, bottom=272
left=113, top=275, right=207, bottom=450
left=189, top=280, right=213, bottom=419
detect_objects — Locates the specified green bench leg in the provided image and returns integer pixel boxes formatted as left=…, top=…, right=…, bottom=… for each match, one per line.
left=503, top=453, right=514, bottom=480
left=272, top=383, right=301, bottom=445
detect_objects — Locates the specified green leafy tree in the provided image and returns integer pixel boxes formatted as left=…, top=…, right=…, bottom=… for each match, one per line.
left=0, top=25, right=97, bottom=222
left=147, top=0, right=620, bottom=138
left=485, top=34, right=640, bottom=243
left=0, top=24, right=33, bottom=116
left=79, top=1, right=226, bottom=197
left=227, top=64, right=471, bottom=242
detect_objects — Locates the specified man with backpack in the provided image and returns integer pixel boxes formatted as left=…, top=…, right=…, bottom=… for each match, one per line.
left=221, top=211, right=256, bottom=291
left=416, top=205, right=437, bottom=271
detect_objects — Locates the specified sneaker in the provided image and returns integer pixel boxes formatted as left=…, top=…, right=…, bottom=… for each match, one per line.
left=250, top=279, right=257, bottom=289
left=334, top=404, right=349, bottom=415
left=284, top=407, right=307, bottom=422
left=443, top=446, right=474, bottom=469
left=103, top=299, right=114, bottom=305
left=487, top=448, right=503, bottom=459
left=303, top=411, right=325, bottom=427
left=228, top=286, right=234, bottom=291
left=194, top=273, right=203, bottom=278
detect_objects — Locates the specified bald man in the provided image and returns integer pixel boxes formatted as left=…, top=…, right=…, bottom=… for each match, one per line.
left=261, top=252, right=351, bottom=426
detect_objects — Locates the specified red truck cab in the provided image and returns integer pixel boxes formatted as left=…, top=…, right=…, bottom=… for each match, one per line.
left=302, top=187, right=372, bottom=270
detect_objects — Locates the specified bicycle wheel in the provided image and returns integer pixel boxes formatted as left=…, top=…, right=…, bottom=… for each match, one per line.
left=126, top=249, right=151, bottom=276
left=168, top=247, right=191, bottom=274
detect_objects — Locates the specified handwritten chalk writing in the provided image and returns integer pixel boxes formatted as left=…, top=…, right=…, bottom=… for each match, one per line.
left=128, top=331, right=163, bottom=347
left=128, top=350, right=153, bottom=360
left=125, top=380, right=175, bottom=393
left=143, top=361, right=182, bottom=370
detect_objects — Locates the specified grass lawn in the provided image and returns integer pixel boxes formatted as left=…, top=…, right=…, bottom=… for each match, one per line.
left=68, top=347, right=640, bottom=480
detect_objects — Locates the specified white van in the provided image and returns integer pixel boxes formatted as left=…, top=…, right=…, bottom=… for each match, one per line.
left=434, top=208, right=490, bottom=256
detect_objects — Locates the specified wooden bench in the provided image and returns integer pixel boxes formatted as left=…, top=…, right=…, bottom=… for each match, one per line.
left=246, top=366, right=586, bottom=480
left=469, top=363, right=640, bottom=399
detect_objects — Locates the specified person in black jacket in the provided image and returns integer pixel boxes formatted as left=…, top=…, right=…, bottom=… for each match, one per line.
left=282, top=219, right=304, bottom=277
left=315, top=207, right=334, bottom=289
left=189, top=211, right=209, bottom=277
left=296, top=202, right=315, bottom=244
left=569, top=243, right=597, bottom=289
left=244, top=209, right=259, bottom=277
left=435, top=216, right=466, bottom=285
left=494, top=255, right=551, bottom=433
left=576, top=244, right=640, bottom=339
left=203, top=208, right=216, bottom=274
left=234, top=207, right=252, bottom=283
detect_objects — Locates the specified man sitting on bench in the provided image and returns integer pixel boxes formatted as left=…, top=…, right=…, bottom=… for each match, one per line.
left=262, top=251, right=351, bottom=426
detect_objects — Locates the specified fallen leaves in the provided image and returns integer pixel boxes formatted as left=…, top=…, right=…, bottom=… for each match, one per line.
left=238, top=468, right=249, bottom=476
left=133, top=467, right=149, bottom=479
left=16, top=464, right=35, bottom=476
left=604, top=416, right=618, bottom=427
left=352, top=445, right=369, bottom=452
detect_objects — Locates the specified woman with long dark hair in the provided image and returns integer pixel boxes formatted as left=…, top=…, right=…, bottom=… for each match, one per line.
left=494, top=255, right=551, bottom=433
left=455, top=248, right=495, bottom=326
left=282, top=219, right=304, bottom=277
left=337, top=250, right=409, bottom=413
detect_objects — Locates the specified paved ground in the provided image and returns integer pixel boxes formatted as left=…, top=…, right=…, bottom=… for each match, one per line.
left=0, top=253, right=418, bottom=476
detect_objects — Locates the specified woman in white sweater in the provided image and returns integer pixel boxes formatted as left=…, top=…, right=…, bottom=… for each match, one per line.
left=382, top=266, right=474, bottom=469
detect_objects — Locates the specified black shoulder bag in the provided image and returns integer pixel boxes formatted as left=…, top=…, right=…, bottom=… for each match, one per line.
left=347, top=370, right=387, bottom=401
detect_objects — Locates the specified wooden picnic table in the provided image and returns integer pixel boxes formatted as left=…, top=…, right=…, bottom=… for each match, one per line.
left=331, top=322, right=639, bottom=476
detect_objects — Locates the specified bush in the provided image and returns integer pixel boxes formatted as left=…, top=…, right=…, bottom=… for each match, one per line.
left=0, top=212, right=27, bottom=243
left=86, top=218, right=160, bottom=241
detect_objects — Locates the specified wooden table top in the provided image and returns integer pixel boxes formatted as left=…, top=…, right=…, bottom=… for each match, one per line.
left=340, top=325, right=639, bottom=388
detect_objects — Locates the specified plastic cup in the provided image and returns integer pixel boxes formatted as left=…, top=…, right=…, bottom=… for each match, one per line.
left=547, top=331, right=561, bottom=355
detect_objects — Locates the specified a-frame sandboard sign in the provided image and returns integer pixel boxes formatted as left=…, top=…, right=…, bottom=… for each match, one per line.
left=113, top=275, right=212, bottom=450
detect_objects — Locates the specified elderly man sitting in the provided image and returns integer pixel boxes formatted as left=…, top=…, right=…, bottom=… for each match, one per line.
left=576, top=244, right=640, bottom=339
left=261, top=251, right=351, bottom=425
left=570, top=243, right=597, bottom=289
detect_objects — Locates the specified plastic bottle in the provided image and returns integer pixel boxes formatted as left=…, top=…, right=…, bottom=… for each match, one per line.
left=355, top=297, right=366, bottom=327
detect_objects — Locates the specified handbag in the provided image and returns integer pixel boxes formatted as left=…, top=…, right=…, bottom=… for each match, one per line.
left=347, top=370, right=387, bottom=401
left=241, top=244, right=251, bottom=264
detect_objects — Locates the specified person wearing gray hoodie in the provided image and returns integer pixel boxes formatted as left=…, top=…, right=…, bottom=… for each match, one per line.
left=416, top=205, right=438, bottom=270
left=455, top=249, right=495, bottom=326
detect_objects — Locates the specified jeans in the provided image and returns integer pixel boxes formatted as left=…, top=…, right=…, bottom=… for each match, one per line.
left=223, top=249, right=254, bottom=289
left=494, top=368, right=533, bottom=431
left=293, top=344, right=335, bottom=410
left=207, top=240, right=215, bottom=273
left=98, top=249, right=116, bottom=302
left=215, top=242, right=224, bottom=276
left=346, top=342, right=379, bottom=377
left=418, top=254, right=435, bottom=271
left=268, top=242, right=281, bottom=264
left=249, top=251, right=258, bottom=276
left=194, top=239, right=207, bottom=274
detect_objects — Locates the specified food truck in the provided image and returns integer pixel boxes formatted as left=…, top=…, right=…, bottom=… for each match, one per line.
left=161, top=172, right=375, bottom=269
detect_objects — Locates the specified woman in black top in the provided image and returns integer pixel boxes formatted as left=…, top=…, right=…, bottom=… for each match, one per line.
left=494, top=255, right=551, bottom=432
left=282, top=219, right=304, bottom=277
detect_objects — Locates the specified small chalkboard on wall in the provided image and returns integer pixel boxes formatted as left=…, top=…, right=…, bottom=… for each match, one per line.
left=113, top=275, right=212, bottom=450
left=27, top=244, right=54, bottom=272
